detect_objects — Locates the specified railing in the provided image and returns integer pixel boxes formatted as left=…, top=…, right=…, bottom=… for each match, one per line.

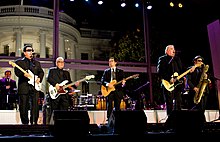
left=0, top=5, right=76, bottom=26
left=0, top=56, right=156, bottom=73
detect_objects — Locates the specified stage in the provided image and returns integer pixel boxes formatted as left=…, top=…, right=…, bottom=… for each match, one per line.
left=0, top=109, right=219, bottom=125
left=0, top=109, right=220, bottom=142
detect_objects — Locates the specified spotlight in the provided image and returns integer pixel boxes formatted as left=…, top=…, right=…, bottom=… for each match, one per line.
left=146, top=2, right=152, bottom=10
left=147, top=5, right=152, bottom=10
left=121, top=0, right=126, bottom=7
left=135, top=3, right=139, bottom=8
left=121, top=2, right=126, bottom=7
left=98, top=0, right=103, bottom=5
left=170, top=2, right=174, bottom=7
left=178, top=3, right=183, bottom=8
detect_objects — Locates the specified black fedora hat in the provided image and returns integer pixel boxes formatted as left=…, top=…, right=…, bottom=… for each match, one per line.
left=193, top=55, right=204, bottom=62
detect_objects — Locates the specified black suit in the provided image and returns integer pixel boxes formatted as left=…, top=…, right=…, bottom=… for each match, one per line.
left=101, top=67, right=125, bottom=119
left=0, top=78, right=17, bottom=110
left=157, top=55, right=183, bottom=116
left=47, top=67, right=77, bottom=111
left=14, top=57, right=44, bottom=125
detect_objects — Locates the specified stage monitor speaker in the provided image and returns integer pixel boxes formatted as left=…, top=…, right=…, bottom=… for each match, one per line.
left=108, top=110, right=147, bottom=135
left=51, top=110, right=90, bottom=137
left=165, top=110, right=206, bottom=133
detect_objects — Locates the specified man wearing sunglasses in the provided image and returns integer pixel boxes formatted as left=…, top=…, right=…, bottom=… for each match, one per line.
left=185, top=55, right=211, bottom=113
left=14, top=45, right=44, bottom=125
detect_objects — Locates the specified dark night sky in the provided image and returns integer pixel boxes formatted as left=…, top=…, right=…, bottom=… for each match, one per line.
left=0, top=0, right=219, bottom=67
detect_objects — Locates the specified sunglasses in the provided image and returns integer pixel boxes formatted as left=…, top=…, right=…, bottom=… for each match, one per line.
left=25, top=49, right=34, bottom=52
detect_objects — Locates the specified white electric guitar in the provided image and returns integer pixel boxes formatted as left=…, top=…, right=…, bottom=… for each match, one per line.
left=49, top=75, right=95, bottom=99
left=9, top=61, right=42, bottom=91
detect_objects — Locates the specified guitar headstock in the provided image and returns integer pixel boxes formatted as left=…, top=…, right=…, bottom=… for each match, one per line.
left=195, top=63, right=203, bottom=68
left=132, top=74, right=139, bottom=79
left=8, top=61, right=16, bottom=67
left=127, top=74, right=139, bottom=80
left=85, top=75, right=95, bottom=80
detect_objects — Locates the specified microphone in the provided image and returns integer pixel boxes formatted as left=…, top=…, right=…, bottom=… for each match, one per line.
left=30, top=53, right=36, bottom=58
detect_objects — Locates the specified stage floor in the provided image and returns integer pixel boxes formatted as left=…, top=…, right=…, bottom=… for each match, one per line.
left=0, top=109, right=219, bottom=125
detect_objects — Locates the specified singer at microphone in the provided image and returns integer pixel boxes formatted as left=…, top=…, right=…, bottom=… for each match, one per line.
left=157, top=44, right=183, bottom=116
left=14, top=45, right=44, bottom=124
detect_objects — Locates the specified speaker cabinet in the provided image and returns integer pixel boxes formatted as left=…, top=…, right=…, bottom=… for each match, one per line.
left=165, top=110, right=206, bottom=133
left=51, top=110, right=90, bottom=137
left=108, top=110, right=147, bottom=135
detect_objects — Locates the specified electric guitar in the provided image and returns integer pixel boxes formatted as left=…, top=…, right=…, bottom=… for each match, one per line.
left=49, top=75, right=95, bottom=99
left=9, top=61, right=42, bottom=91
left=162, top=63, right=201, bottom=92
left=101, top=74, right=139, bottom=97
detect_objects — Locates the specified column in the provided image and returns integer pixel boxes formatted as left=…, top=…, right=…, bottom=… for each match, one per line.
left=59, top=34, right=65, bottom=58
left=14, top=28, right=22, bottom=57
left=39, top=29, right=46, bottom=58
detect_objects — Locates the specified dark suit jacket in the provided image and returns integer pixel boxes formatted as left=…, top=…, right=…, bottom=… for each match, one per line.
left=0, top=78, right=17, bottom=95
left=101, top=67, right=125, bottom=90
left=157, top=55, right=183, bottom=82
left=14, top=57, right=44, bottom=94
left=47, top=67, right=76, bottom=88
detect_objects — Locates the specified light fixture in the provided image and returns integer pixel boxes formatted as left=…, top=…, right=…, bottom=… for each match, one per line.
left=135, top=3, right=139, bottom=8
left=121, top=0, right=126, bottom=7
left=146, top=1, right=152, bottom=10
left=98, top=1, right=103, bottom=5
left=170, top=2, right=174, bottom=7
left=178, top=3, right=183, bottom=8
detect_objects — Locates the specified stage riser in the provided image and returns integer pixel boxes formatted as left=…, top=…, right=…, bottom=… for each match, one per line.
left=0, top=110, right=219, bottom=125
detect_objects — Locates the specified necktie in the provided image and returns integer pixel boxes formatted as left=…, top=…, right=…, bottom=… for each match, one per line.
left=112, top=68, right=116, bottom=80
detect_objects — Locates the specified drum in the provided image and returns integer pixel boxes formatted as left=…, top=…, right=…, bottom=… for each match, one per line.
left=96, top=96, right=106, bottom=110
left=71, top=95, right=78, bottom=107
left=120, top=99, right=126, bottom=110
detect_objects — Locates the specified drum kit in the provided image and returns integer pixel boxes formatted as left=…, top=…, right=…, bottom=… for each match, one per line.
left=71, top=91, right=136, bottom=110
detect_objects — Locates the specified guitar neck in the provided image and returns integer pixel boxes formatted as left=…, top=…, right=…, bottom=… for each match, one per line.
left=63, top=78, right=86, bottom=89
left=13, top=63, right=27, bottom=74
left=176, top=66, right=194, bottom=80
left=114, top=76, right=133, bottom=86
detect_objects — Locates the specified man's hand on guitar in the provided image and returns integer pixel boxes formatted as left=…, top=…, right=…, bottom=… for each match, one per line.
left=170, top=77, right=175, bottom=83
left=122, top=79, right=126, bottom=87
left=36, top=78, right=41, bottom=84
left=55, top=83, right=60, bottom=90
left=108, top=83, right=114, bottom=88
left=24, top=72, right=31, bottom=78
left=75, top=81, right=80, bottom=87
left=68, top=86, right=76, bottom=95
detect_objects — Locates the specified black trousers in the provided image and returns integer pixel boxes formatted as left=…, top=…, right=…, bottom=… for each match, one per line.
left=19, top=87, right=39, bottom=125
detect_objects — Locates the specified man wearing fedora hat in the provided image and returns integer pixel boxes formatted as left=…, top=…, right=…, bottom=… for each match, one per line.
left=185, top=55, right=211, bottom=112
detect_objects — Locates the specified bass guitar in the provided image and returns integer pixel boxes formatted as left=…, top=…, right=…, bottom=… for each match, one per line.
left=162, top=63, right=201, bottom=92
left=49, top=75, right=95, bottom=99
left=101, top=74, right=139, bottom=97
left=9, top=61, right=42, bottom=91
